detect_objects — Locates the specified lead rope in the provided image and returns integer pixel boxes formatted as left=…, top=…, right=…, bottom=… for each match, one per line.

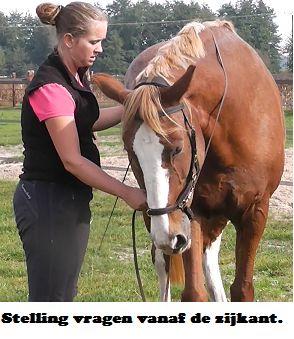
left=96, top=157, right=147, bottom=301
left=165, top=260, right=171, bottom=302
left=98, top=161, right=131, bottom=251
left=131, top=210, right=146, bottom=301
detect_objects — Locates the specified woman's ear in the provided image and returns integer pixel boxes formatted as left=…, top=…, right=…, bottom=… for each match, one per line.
left=63, top=33, right=74, bottom=49
left=91, top=73, right=132, bottom=104
left=159, top=65, right=196, bottom=105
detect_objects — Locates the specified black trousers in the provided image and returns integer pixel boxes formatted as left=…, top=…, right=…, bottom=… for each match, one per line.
left=13, top=180, right=92, bottom=302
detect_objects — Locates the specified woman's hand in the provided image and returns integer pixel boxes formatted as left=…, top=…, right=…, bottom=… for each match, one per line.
left=121, top=186, right=147, bottom=211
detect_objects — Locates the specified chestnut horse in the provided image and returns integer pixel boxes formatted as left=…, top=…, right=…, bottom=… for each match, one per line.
left=92, top=20, right=285, bottom=301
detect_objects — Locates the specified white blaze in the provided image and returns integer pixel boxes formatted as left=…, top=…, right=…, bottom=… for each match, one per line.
left=133, top=123, right=170, bottom=247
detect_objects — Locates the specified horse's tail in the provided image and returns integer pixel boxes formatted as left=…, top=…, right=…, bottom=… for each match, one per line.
left=170, top=254, right=185, bottom=286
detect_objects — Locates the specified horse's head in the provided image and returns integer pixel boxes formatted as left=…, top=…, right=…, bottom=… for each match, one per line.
left=92, top=66, right=200, bottom=255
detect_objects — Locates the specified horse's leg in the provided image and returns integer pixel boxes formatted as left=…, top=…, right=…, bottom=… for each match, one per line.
left=181, top=219, right=207, bottom=301
left=230, top=194, right=270, bottom=301
left=203, top=231, right=227, bottom=302
left=201, top=217, right=228, bottom=302
left=152, top=244, right=171, bottom=301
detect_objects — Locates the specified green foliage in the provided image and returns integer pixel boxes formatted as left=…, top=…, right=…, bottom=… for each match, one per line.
left=4, top=46, right=29, bottom=76
left=94, top=30, right=128, bottom=74
left=0, top=48, right=5, bottom=69
left=284, top=35, right=293, bottom=72
left=27, top=26, right=56, bottom=66
left=104, top=0, right=215, bottom=65
left=218, top=0, right=281, bottom=73
left=0, top=0, right=287, bottom=76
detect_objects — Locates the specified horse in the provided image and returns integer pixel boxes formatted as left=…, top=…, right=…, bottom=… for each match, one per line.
left=92, top=20, right=285, bottom=302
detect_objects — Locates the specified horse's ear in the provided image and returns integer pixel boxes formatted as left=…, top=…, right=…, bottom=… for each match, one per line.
left=159, top=65, right=196, bottom=105
left=91, top=73, right=131, bottom=104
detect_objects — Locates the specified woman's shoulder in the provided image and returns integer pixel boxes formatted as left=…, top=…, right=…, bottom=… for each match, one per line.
left=29, top=83, right=76, bottom=122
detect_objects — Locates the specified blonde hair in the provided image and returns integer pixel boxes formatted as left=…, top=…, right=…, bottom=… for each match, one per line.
left=136, top=21, right=206, bottom=83
left=36, top=2, right=108, bottom=38
left=124, top=85, right=167, bottom=137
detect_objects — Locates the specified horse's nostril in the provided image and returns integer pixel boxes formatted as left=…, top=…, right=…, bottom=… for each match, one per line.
left=173, top=234, right=187, bottom=251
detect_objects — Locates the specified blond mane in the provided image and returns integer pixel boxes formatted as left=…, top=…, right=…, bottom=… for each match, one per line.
left=122, top=20, right=234, bottom=136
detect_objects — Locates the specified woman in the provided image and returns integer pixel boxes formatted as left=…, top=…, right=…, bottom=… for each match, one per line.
left=13, top=2, right=146, bottom=302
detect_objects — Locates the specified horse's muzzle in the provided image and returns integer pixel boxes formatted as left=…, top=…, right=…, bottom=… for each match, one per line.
left=154, top=234, right=191, bottom=255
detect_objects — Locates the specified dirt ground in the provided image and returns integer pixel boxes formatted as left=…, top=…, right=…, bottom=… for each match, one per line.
left=0, top=145, right=292, bottom=218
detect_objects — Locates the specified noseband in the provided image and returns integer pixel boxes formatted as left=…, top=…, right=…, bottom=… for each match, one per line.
left=134, top=78, right=200, bottom=220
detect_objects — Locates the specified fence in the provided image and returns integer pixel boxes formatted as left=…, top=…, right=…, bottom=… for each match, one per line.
left=274, top=75, right=293, bottom=111
left=0, top=74, right=292, bottom=110
left=0, top=78, right=28, bottom=107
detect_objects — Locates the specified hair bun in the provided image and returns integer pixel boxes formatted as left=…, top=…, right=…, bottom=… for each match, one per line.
left=36, top=3, right=63, bottom=26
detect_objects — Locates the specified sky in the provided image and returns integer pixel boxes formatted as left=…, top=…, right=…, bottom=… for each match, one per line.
left=1, top=0, right=293, bottom=45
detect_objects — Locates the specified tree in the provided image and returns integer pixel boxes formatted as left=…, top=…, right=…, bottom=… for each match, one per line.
left=4, top=46, right=29, bottom=76
left=0, top=12, right=8, bottom=49
left=95, top=30, right=128, bottom=74
left=218, top=0, right=281, bottom=73
left=162, top=1, right=215, bottom=40
left=103, top=0, right=216, bottom=69
left=131, top=0, right=167, bottom=49
left=104, top=0, right=135, bottom=62
left=284, top=34, right=293, bottom=72
left=1, top=11, right=37, bottom=76
left=0, top=48, right=5, bottom=71
left=254, top=0, right=281, bottom=72
left=28, top=25, right=56, bottom=67
left=0, top=1, right=285, bottom=76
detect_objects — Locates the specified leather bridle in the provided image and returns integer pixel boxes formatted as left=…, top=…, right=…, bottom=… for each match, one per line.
left=133, top=79, right=200, bottom=221
left=133, top=26, right=227, bottom=223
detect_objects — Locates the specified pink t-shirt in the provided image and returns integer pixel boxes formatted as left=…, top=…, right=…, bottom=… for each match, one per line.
left=29, top=83, right=76, bottom=122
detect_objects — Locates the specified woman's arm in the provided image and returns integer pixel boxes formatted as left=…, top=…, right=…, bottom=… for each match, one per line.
left=45, top=116, right=146, bottom=210
left=92, top=105, right=124, bottom=131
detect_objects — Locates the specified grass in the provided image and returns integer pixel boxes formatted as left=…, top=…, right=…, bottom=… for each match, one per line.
left=0, top=108, right=22, bottom=146
left=0, top=107, right=292, bottom=301
left=285, top=110, right=293, bottom=148
left=0, top=107, right=292, bottom=148
left=0, top=180, right=292, bottom=302
left=0, top=107, right=124, bottom=150
left=95, top=128, right=125, bottom=157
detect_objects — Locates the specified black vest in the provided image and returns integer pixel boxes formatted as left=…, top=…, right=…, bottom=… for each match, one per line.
left=20, top=51, right=100, bottom=190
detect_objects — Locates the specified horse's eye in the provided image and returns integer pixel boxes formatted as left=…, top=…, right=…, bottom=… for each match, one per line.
left=172, top=146, right=182, bottom=157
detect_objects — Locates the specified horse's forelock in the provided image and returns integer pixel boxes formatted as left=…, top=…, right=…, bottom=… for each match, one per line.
left=122, top=86, right=184, bottom=141
left=123, top=86, right=168, bottom=138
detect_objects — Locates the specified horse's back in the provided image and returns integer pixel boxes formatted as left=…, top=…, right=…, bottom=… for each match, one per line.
left=208, top=27, right=285, bottom=191
left=125, top=42, right=165, bottom=89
